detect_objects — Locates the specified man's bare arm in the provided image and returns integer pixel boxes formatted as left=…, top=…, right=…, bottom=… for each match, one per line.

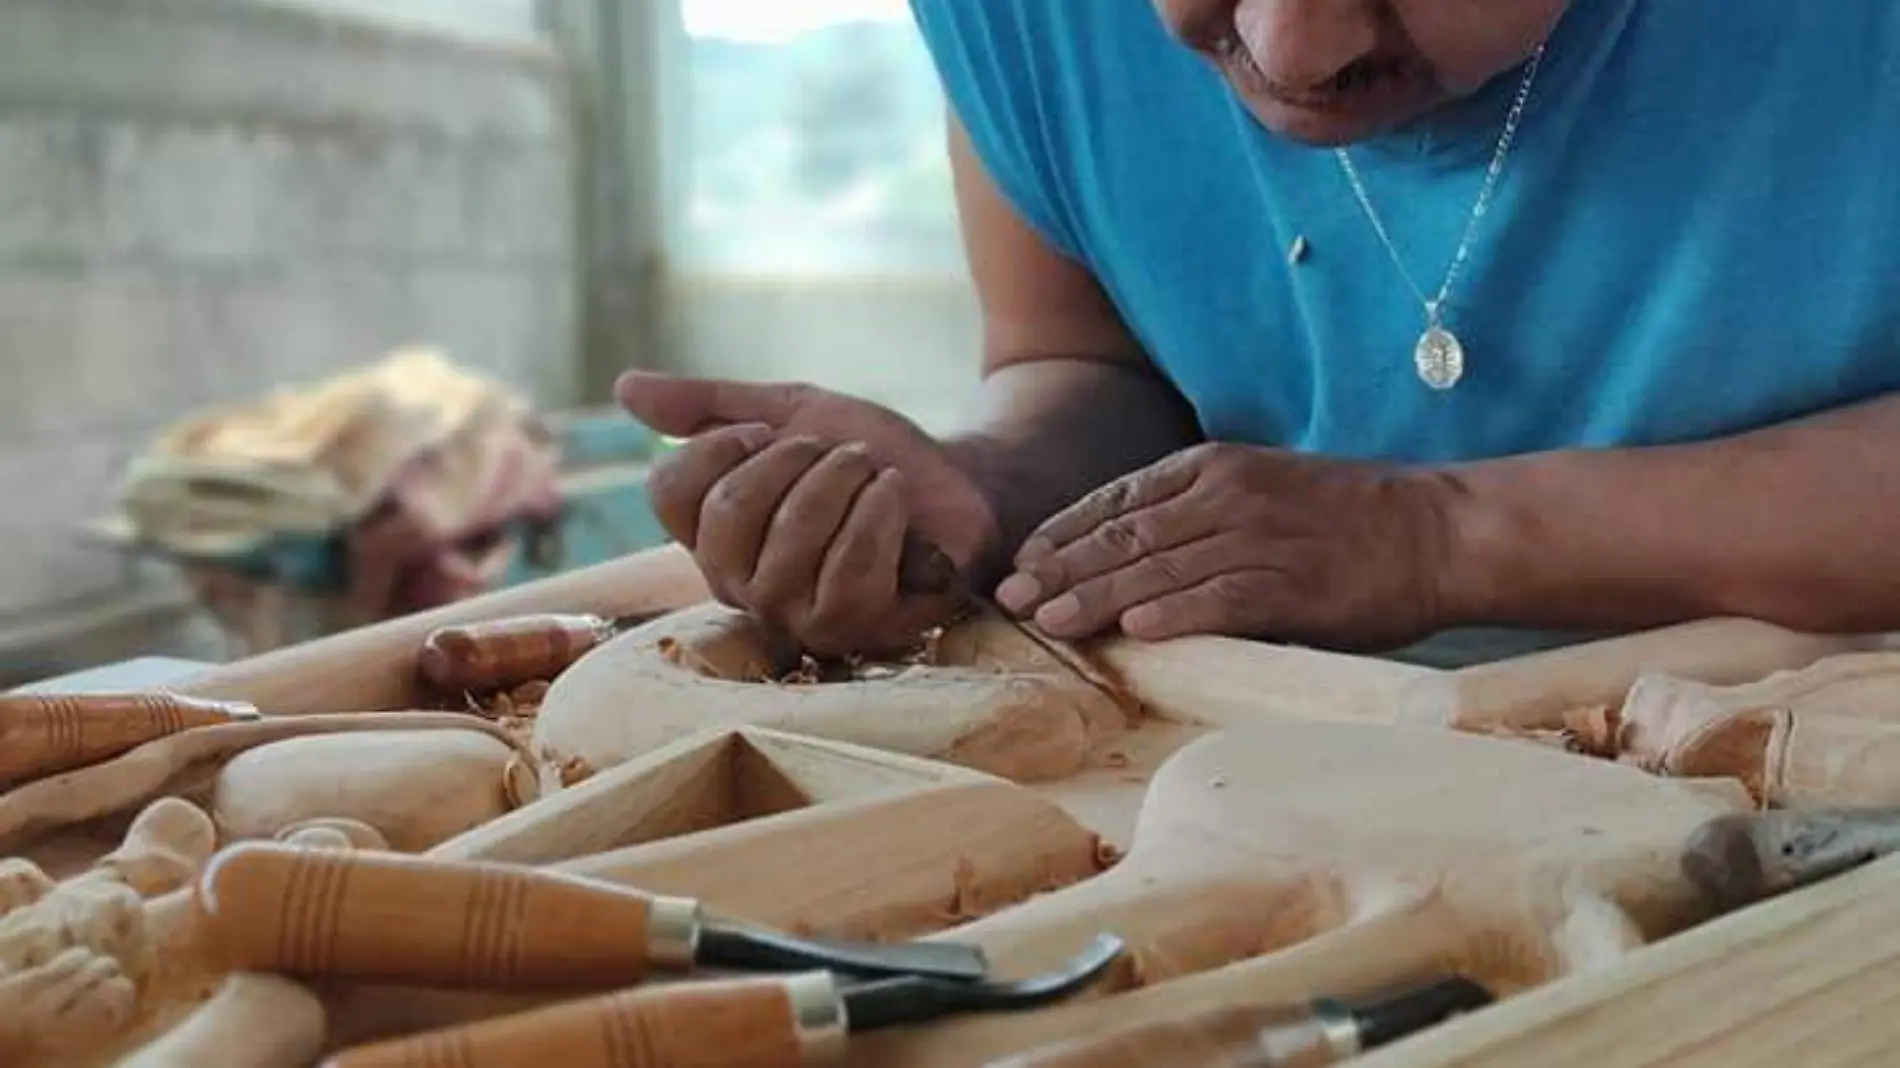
left=1439, top=391, right=1900, bottom=634
left=938, top=117, right=1203, bottom=581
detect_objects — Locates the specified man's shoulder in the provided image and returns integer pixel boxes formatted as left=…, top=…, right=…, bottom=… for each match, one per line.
left=908, top=0, right=1189, bottom=104
left=907, top=0, right=1202, bottom=259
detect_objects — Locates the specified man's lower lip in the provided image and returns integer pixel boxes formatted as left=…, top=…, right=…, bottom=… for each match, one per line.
left=1220, top=59, right=1374, bottom=115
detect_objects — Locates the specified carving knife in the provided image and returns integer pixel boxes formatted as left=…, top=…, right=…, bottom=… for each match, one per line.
left=898, top=537, right=1132, bottom=707
left=1681, top=807, right=1900, bottom=910
left=192, top=842, right=989, bottom=991
left=318, top=933, right=1125, bottom=1068
left=984, top=975, right=1495, bottom=1068
left=0, top=693, right=260, bottom=789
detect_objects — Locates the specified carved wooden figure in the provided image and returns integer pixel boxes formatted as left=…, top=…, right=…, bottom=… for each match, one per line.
left=0, top=798, right=221, bottom=1067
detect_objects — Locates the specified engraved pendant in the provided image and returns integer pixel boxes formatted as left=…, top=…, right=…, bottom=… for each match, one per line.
left=1414, top=325, right=1466, bottom=390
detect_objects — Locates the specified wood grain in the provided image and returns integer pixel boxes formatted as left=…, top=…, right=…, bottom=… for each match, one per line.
left=416, top=615, right=618, bottom=696
left=833, top=720, right=1749, bottom=1067
left=1352, top=854, right=1900, bottom=1068
left=0, top=694, right=256, bottom=788
left=322, top=978, right=808, bottom=1068
left=195, top=843, right=668, bottom=991
left=1396, top=618, right=1875, bottom=733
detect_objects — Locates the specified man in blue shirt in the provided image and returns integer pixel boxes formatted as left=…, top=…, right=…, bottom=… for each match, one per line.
left=619, top=0, right=1900, bottom=666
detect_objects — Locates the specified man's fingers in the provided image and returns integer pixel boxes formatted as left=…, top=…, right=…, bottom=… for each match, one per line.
left=996, top=493, right=1213, bottom=616
left=1119, top=570, right=1288, bottom=642
left=806, top=469, right=908, bottom=654
left=748, top=444, right=881, bottom=609
left=646, top=423, right=775, bottom=547
left=695, top=437, right=828, bottom=588
left=1014, top=452, right=1203, bottom=565
left=1027, top=532, right=1257, bottom=639
left=617, top=371, right=805, bottom=436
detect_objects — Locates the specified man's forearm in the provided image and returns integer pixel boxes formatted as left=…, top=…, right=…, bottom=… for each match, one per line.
left=1436, top=391, right=1900, bottom=635
left=944, top=357, right=1203, bottom=584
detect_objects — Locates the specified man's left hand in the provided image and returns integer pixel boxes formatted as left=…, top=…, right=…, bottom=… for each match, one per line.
left=993, top=443, right=1461, bottom=650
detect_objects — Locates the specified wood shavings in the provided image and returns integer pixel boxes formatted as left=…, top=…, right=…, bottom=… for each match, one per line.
left=760, top=626, right=949, bottom=687
left=940, top=856, right=982, bottom=923
left=657, top=636, right=722, bottom=677
left=502, top=754, right=540, bottom=809
left=556, top=754, right=594, bottom=788
left=1562, top=705, right=1622, bottom=757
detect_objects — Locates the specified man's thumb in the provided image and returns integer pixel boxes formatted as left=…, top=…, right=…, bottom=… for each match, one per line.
left=615, top=371, right=799, bottom=437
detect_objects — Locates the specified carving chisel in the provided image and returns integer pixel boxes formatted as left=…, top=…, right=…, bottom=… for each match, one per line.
left=1682, top=807, right=1900, bottom=910
left=192, top=842, right=989, bottom=991
left=319, top=933, right=1125, bottom=1068
left=0, top=692, right=260, bottom=788
left=898, top=537, right=1123, bottom=702
left=417, top=611, right=666, bottom=694
left=985, top=975, right=1495, bottom=1067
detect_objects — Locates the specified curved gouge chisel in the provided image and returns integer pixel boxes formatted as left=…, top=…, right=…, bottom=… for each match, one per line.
left=192, top=842, right=989, bottom=991
left=985, top=974, right=1494, bottom=1068
left=319, top=933, right=1126, bottom=1068
left=1682, top=807, right=1900, bottom=910
left=0, top=692, right=260, bottom=788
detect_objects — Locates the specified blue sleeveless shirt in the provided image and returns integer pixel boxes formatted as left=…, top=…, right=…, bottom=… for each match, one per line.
left=911, top=0, right=1900, bottom=664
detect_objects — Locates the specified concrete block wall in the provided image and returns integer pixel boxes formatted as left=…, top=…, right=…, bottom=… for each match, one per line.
left=0, top=0, right=582, bottom=682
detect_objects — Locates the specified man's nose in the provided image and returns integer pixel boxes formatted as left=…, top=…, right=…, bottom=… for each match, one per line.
left=1165, top=0, right=1382, bottom=90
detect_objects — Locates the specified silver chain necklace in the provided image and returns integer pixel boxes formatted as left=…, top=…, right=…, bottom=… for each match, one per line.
left=1334, top=43, right=1547, bottom=391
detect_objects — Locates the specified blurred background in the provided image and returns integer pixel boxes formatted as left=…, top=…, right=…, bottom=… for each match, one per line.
left=0, top=0, right=981, bottom=687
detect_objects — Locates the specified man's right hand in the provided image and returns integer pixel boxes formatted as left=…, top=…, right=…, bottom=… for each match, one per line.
left=616, top=372, right=1000, bottom=656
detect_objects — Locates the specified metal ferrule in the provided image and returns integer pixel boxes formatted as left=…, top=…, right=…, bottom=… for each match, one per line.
left=1255, top=1003, right=1363, bottom=1067
left=1313, top=1000, right=1364, bottom=1060
left=784, top=972, right=848, bottom=1061
left=644, top=896, right=702, bottom=969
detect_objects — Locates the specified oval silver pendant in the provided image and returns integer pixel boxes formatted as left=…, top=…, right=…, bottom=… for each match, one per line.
left=1414, top=325, right=1466, bottom=390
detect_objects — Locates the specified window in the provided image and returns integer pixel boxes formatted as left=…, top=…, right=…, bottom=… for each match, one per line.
left=250, top=0, right=546, bottom=39
left=667, top=0, right=964, bottom=276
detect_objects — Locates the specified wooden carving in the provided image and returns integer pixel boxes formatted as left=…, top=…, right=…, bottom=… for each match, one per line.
left=528, top=603, right=1137, bottom=785
left=0, top=713, right=516, bottom=852
left=209, top=729, right=517, bottom=852
left=831, top=720, right=1748, bottom=1066
left=0, top=798, right=220, bottom=1067
left=22, top=540, right=1893, bottom=1067
left=1532, top=651, right=1900, bottom=809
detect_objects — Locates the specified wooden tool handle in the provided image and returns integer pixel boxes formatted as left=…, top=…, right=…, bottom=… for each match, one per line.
left=0, top=693, right=256, bottom=786
left=1682, top=809, right=1900, bottom=908
left=321, top=976, right=818, bottom=1068
left=417, top=614, right=617, bottom=695
left=897, top=536, right=961, bottom=597
left=989, top=1003, right=1316, bottom=1068
left=194, top=842, right=697, bottom=991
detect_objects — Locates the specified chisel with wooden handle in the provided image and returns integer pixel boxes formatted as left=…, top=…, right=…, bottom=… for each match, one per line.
left=983, top=975, right=1494, bottom=1068
left=192, top=842, right=989, bottom=992
left=416, top=612, right=664, bottom=695
left=0, top=692, right=260, bottom=788
left=320, top=934, right=1125, bottom=1068
left=1682, top=807, right=1900, bottom=910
